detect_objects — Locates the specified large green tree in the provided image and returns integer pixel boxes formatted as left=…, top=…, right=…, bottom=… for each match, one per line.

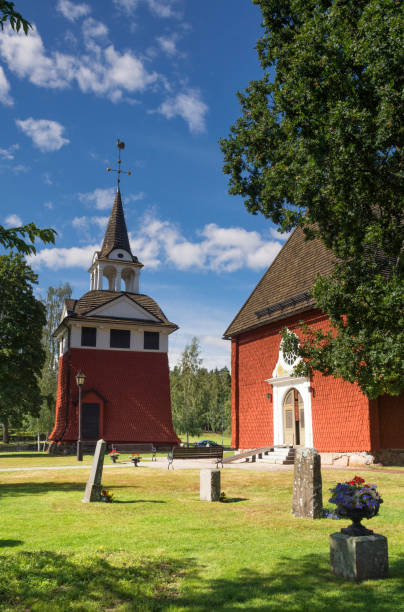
left=0, top=254, right=46, bottom=442
left=24, top=283, right=72, bottom=436
left=220, top=0, right=404, bottom=398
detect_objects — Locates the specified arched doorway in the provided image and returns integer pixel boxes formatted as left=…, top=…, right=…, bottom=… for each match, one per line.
left=283, top=388, right=305, bottom=446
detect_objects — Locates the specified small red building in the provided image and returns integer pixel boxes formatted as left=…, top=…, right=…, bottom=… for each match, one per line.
left=224, top=228, right=404, bottom=466
left=49, top=188, right=179, bottom=453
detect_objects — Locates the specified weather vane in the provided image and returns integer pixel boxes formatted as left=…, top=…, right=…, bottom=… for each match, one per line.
left=107, top=139, right=132, bottom=186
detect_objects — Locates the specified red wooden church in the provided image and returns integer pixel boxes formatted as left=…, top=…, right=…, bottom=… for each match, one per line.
left=224, top=228, right=404, bottom=466
left=49, top=185, right=179, bottom=453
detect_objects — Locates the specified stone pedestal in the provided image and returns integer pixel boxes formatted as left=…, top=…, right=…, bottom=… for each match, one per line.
left=83, top=439, right=106, bottom=503
left=330, top=532, right=388, bottom=582
left=292, top=447, right=323, bottom=518
left=200, top=469, right=221, bottom=502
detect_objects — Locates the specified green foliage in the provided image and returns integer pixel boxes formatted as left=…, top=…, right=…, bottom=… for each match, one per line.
left=24, top=284, right=72, bottom=435
left=221, top=0, right=404, bottom=397
left=0, top=223, right=56, bottom=256
left=0, top=254, right=46, bottom=429
left=170, top=338, right=231, bottom=439
left=0, top=1, right=31, bottom=34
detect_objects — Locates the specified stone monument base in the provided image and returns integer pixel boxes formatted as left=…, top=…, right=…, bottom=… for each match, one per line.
left=330, top=532, right=388, bottom=582
left=200, top=469, right=221, bottom=501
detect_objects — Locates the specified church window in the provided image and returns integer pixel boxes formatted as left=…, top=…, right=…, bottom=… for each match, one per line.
left=144, top=331, right=159, bottom=350
left=110, top=329, right=130, bottom=348
left=81, top=327, right=97, bottom=347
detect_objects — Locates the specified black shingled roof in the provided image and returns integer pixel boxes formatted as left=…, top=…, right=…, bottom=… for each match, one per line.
left=99, top=188, right=139, bottom=262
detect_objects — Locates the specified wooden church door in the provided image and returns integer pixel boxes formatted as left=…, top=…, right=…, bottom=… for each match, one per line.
left=82, top=403, right=100, bottom=439
left=283, top=389, right=305, bottom=446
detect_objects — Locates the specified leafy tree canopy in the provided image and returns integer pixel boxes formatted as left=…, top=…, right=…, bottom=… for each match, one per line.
left=0, top=224, right=56, bottom=256
left=0, top=254, right=46, bottom=431
left=221, top=0, right=404, bottom=398
left=0, top=1, right=31, bottom=34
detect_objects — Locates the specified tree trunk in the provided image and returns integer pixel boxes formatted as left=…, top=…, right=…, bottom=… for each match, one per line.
left=2, top=419, right=9, bottom=444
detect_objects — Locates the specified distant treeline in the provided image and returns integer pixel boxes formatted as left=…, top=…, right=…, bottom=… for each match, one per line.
left=170, top=338, right=231, bottom=438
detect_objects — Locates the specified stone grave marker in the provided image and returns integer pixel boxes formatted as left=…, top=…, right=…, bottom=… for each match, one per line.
left=200, top=469, right=221, bottom=502
left=292, top=447, right=323, bottom=518
left=83, top=438, right=106, bottom=503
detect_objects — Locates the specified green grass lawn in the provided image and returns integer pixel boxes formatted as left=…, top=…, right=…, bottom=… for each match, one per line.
left=0, top=466, right=403, bottom=611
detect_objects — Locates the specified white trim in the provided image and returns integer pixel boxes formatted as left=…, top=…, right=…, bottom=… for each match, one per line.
left=266, top=337, right=313, bottom=447
left=266, top=376, right=313, bottom=447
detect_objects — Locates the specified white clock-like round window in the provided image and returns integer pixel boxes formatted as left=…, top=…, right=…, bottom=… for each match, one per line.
left=283, top=347, right=298, bottom=366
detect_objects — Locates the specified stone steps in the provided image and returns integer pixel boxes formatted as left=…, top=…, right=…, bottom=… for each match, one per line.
left=259, top=446, right=295, bottom=465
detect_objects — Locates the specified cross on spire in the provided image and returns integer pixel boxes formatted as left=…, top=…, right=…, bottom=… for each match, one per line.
left=107, top=139, right=132, bottom=186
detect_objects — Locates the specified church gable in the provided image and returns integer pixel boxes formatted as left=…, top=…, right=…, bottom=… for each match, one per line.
left=224, top=227, right=335, bottom=338
left=86, top=295, right=160, bottom=322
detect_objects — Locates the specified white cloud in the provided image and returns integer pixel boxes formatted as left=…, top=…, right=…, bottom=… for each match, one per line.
left=16, top=118, right=70, bottom=152
left=112, top=0, right=139, bottom=13
left=157, top=34, right=179, bottom=56
left=130, top=213, right=283, bottom=272
left=78, top=187, right=115, bottom=210
left=269, top=227, right=292, bottom=241
left=44, top=201, right=54, bottom=210
left=4, top=214, right=22, bottom=227
left=72, top=215, right=109, bottom=230
left=29, top=213, right=283, bottom=274
left=28, top=245, right=98, bottom=270
left=12, top=164, right=29, bottom=173
left=147, top=0, right=177, bottom=18
left=72, top=216, right=88, bottom=230
left=92, top=216, right=109, bottom=229
left=157, top=89, right=208, bottom=133
left=78, top=187, right=144, bottom=210
left=57, top=0, right=91, bottom=21
left=113, top=0, right=177, bottom=18
left=82, top=17, right=108, bottom=41
left=0, top=25, right=159, bottom=102
left=0, top=65, right=13, bottom=106
left=0, top=144, right=19, bottom=160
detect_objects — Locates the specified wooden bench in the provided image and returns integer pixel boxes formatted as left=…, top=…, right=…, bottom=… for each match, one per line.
left=167, top=446, right=224, bottom=470
left=110, top=443, right=157, bottom=461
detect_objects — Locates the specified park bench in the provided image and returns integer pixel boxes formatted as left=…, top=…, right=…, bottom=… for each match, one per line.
left=110, top=443, right=157, bottom=463
left=167, top=446, right=224, bottom=470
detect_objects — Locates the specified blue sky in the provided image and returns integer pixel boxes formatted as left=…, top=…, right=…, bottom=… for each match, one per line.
left=0, top=0, right=287, bottom=370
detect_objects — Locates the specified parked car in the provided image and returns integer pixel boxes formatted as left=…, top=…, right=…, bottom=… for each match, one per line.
left=193, top=440, right=222, bottom=447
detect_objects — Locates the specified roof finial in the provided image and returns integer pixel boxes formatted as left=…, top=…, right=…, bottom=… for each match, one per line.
left=106, top=139, right=132, bottom=187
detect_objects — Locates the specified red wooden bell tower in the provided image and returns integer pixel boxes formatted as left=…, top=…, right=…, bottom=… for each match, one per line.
left=49, top=141, right=179, bottom=453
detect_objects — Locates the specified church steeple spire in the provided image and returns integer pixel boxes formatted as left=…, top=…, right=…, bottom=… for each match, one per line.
left=100, top=187, right=135, bottom=260
left=88, top=141, right=143, bottom=293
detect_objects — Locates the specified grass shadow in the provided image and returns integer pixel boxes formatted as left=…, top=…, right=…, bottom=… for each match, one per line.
left=171, top=553, right=404, bottom=611
left=114, top=500, right=166, bottom=504
left=219, top=497, right=247, bottom=503
left=0, top=540, right=23, bottom=547
left=0, top=453, right=48, bottom=459
left=0, top=482, right=86, bottom=498
left=0, top=550, right=196, bottom=611
left=0, top=481, right=148, bottom=500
